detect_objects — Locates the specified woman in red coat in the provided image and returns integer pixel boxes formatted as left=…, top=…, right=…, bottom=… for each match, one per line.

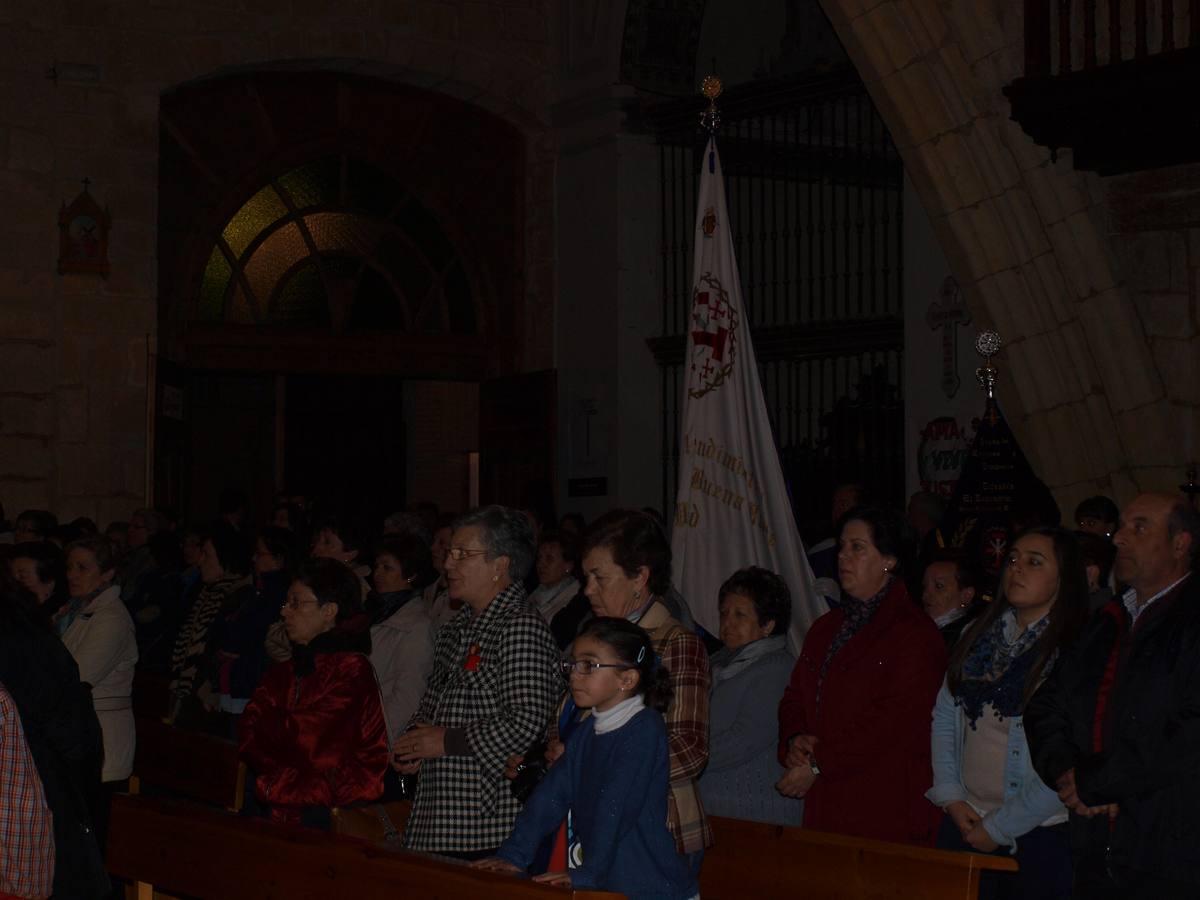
left=240, top=558, right=388, bottom=827
left=777, top=506, right=945, bottom=845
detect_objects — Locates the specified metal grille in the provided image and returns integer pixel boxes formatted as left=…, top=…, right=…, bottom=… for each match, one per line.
left=648, top=69, right=906, bottom=537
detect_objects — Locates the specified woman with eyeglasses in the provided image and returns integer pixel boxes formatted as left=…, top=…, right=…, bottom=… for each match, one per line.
left=238, top=558, right=388, bottom=828
left=391, top=506, right=560, bottom=860
left=574, top=509, right=712, bottom=873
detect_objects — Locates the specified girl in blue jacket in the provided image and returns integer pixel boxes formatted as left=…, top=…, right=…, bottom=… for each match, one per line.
left=475, top=617, right=698, bottom=900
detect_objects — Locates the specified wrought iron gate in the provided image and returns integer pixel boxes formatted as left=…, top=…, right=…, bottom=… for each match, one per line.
left=646, top=68, right=906, bottom=539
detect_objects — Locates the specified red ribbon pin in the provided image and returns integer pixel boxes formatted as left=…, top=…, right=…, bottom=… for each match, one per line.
left=464, top=643, right=482, bottom=672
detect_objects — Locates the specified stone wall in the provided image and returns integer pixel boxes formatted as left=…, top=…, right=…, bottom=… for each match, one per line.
left=0, top=0, right=556, bottom=524
left=818, top=0, right=1193, bottom=513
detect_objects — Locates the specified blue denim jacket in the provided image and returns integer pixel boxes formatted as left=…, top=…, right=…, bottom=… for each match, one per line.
left=927, top=678, right=1066, bottom=850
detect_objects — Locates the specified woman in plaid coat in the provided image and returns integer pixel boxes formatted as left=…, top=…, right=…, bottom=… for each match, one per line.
left=392, top=506, right=561, bottom=858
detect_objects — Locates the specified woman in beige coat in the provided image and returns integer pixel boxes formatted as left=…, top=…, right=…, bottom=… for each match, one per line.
left=62, top=536, right=138, bottom=849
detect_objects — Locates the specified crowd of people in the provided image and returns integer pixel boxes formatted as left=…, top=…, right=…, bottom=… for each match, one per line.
left=0, top=485, right=1197, bottom=899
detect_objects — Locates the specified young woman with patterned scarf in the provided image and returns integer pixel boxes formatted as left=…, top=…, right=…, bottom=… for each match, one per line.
left=928, top=526, right=1089, bottom=900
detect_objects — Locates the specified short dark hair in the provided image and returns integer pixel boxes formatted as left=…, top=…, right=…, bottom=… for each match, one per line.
left=147, top=531, right=184, bottom=570
left=258, top=525, right=300, bottom=576
left=69, top=517, right=99, bottom=536
left=295, top=558, right=363, bottom=623
left=559, top=513, right=586, bottom=534
left=925, top=548, right=979, bottom=592
left=10, top=541, right=65, bottom=588
left=577, top=617, right=673, bottom=713
left=315, top=514, right=364, bottom=554
left=837, top=506, right=912, bottom=575
left=718, top=566, right=791, bottom=635
left=383, top=511, right=432, bottom=545
left=375, top=534, right=433, bottom=586
left=1168, top=499, right=1200, bottom=567
left=1074, top=530, right=1116, bottom=583
left=582, top=510, right=672, bottom=596
left=65, top=535, right=116, bottom=576
left=538, top=528, right=580, bottom=565
left=16, top=510, right=57, bottom=539
left=205, top=525, right=251, bottom=576
left=1075, top=495, right=1120, bottom=527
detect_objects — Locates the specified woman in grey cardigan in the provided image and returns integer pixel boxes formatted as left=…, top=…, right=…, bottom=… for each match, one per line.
left=698, top=566, right=802, bottom=826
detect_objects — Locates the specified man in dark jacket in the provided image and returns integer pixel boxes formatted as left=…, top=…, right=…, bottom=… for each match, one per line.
left=1026, top=492, right=1200, bottom=899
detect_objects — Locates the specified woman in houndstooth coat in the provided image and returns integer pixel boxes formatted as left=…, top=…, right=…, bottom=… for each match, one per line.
left=392, top=506, right=561, bottom=858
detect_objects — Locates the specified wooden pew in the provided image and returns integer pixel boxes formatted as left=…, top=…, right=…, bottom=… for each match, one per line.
left=107, top=793, right=622, bottom=900
left=130, top=669, right=171, bottom=721
left=130, top=717, right=246, bottom=812
left=700, top=816, right=1019, bottom=900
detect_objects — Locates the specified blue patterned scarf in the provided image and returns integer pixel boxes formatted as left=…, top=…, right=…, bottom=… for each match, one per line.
left=956, top=609, right=1051, bottom=728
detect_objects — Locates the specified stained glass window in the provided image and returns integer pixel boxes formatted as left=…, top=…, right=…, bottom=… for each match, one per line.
left=194, top=155, right=475, bottom=335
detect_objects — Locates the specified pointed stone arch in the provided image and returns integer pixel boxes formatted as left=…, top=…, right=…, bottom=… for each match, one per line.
left=814, top=0, right=1179, bottom=505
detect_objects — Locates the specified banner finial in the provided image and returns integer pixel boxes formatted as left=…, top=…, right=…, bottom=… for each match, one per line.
left=974, top=330, right=1002, bottom=399
left=700, top=75, right=723, bottom=135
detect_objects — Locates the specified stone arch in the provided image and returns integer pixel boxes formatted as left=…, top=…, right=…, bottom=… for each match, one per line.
left=813, top=0, right=1178, bottom=507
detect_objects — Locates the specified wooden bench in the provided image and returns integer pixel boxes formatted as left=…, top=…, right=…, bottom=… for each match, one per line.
left=107, top=793, right=623, bottom=900
left=130, top=717, right=246, bottom=812
left=700, top=815, right=1019, bottom=899
left=131, top=669, right=171, bottom=721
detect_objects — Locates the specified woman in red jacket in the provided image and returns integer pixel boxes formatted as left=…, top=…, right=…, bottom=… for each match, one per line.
left=777, top=506, right=946, bottom=845
left=239, top=558, right=388, bottom=828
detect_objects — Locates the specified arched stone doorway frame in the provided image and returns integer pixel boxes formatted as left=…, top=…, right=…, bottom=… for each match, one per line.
left=158, top=58, right=555, bottom=381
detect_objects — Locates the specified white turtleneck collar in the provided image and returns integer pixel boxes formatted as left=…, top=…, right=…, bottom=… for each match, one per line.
left=592, top=694, right=645, bottom=734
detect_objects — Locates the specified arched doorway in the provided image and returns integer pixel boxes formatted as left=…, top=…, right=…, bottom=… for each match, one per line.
left=154, top=69, right=533, bottom=525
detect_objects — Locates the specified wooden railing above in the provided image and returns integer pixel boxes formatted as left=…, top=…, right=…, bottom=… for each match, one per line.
left=1008, top=1, right=1200, bottom=172
left=1025, top=0, right=1199, bottom=76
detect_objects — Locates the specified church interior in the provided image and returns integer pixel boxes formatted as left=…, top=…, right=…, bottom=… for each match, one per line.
left=3, top=1, right=1200, bottom=898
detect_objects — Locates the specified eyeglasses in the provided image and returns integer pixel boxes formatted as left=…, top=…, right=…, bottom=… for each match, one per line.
left=560, top=659, right=634, bottom=678
left=281, top=598, right=320, bottom=611
left=446, top=547, right=488, bottom=561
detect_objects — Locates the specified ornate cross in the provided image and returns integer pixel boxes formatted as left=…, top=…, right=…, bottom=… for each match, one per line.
left=691, top=290, right=730, bottom=362
left=926, top=277, right=971, bottom=398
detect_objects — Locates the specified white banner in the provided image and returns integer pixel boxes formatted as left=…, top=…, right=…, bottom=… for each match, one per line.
left=670, top=138, right=823, bottom=650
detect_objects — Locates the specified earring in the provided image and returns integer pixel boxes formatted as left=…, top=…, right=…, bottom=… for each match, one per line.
left=882, top=566, right=890, bottom=574
left=492, top=574, right=498, bottom=583
left=633, top=589, right=641, bottom=601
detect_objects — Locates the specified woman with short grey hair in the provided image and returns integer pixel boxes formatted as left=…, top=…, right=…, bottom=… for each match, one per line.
left=392, top=505, right=560, bottom=859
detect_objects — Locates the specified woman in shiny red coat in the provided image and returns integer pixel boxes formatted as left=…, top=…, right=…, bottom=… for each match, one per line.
left=240, top=558, right=388, bottom=827
left=777, top=507, right=946, bottom=846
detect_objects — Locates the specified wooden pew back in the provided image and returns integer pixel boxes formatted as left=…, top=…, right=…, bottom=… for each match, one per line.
left=700, top=816, right=1019, bottom=900
left=130, top=717, right=245, bottom=812
left=107, top=794, right=622, bottom=900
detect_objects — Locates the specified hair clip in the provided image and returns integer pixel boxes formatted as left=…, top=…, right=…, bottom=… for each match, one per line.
left=636, top=645, right=646, bottom=664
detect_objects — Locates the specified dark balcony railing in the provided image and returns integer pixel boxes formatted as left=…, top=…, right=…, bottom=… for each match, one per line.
left=1025, top=0, right=1199, bottom=76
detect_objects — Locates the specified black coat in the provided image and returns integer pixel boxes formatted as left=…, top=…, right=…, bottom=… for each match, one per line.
left=0, top=615, right=110, bottom=898
left=1025, top=574, right=1200, bottom=886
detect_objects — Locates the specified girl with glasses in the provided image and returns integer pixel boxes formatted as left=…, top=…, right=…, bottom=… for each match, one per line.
left=475, top=618, right=698, bottom=900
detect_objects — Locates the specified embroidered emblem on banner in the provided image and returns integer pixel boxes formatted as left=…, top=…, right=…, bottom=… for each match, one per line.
left=688, top=271, right=739, bottom=399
